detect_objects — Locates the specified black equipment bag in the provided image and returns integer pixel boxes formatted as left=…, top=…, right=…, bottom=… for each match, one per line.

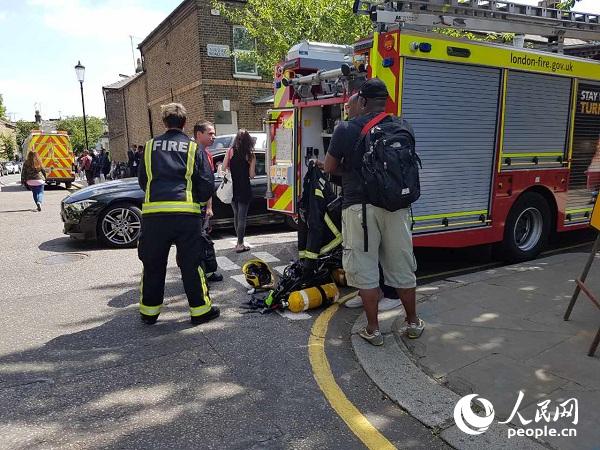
left=358, top=112, right=421, bottom=212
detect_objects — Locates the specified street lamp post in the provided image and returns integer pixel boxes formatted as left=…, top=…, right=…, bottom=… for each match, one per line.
left=74, top=61, right=89, bottom=151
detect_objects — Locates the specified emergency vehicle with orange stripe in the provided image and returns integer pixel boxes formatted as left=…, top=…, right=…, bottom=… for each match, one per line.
left=266, top=0, right=600, bottom=262
left=22, top=130, right=76, bottom=189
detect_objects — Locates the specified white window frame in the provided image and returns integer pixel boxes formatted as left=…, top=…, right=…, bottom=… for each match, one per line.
left=232, top=26, right=258, bottom=76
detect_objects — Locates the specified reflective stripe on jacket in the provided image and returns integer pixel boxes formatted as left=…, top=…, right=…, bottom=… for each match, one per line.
left=138, top=129, right=215, bottom=215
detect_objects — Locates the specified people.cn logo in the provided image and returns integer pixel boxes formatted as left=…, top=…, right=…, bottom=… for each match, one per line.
left=454, top=394, right=496, bottom=435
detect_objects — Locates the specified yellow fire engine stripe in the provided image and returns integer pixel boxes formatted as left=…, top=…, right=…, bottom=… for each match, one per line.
left=566, top=208, right=593, bottom=214
left=501, top=152, right=564, bottom=158
left=413, top=209, right=487, bottom=221
left=398, top=56, right=404, bottom=116
left=497, top=69, right=508, bottom=173
left=309, top=303, right=396, bottom=450
left=272, top=186, right=292, bottom=211
left=567, top=78, right=578, bottom=169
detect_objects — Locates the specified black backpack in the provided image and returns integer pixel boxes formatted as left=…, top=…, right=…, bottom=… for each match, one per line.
left=357, top=113, right=421, bottom=211
left=355, top=113, right=422, bottom=251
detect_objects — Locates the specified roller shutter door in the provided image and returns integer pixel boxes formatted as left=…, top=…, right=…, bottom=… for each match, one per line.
left=565, top=80, right=600, bottom=225
left=402, top=59, right=500, bottom=233
left=502, top=71, right=571, bottom=169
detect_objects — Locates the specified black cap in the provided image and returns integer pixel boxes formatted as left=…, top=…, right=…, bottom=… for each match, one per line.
left=358, top=78, right=389, bottom=99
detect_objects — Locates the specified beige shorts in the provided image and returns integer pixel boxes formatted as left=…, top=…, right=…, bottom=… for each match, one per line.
left=342, top=204, right=417, bottom=290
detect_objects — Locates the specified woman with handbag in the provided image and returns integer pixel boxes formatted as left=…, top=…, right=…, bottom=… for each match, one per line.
left=21, top=152, right=47, bottom=211
left=223, top=129, right=256, bottom=253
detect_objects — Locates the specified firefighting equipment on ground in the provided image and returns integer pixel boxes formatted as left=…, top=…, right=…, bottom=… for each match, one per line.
left=286, top=283, right=339, bottom=313
left=242, top=259, right=274, bottom=289
left=239, top=247, right=343, bottom=314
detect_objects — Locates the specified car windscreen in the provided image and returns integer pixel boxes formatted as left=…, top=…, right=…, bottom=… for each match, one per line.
left=210, top=136, right=233, bottom=151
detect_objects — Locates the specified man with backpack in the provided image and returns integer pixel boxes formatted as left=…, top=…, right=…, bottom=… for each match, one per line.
left=323, top=78, right=424, bottom=346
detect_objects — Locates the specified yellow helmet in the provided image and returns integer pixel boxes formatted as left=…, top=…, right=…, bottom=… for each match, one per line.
left=242, top=259, right=274, bottom=288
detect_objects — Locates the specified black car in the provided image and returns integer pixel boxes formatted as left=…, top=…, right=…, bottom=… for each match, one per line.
left=61, top=149, right=289, bottom=248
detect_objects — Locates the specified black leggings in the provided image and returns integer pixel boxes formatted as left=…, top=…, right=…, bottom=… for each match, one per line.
left=231, top=200, right=250, bottom=245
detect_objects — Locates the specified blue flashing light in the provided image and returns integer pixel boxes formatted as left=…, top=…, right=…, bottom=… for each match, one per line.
left=419, top=42, right=432, bottom=53
left=382, top=57, right=394, bottom=68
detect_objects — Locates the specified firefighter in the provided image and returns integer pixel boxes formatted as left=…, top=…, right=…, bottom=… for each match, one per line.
left=137, top=103, right=219, bottom=325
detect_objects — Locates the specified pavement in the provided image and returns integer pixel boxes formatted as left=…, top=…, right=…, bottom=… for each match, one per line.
left=351, top=249, right=600, bottom=450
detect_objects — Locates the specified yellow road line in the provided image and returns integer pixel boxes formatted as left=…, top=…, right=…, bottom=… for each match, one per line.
left=309, top=303, right=396, bottom=450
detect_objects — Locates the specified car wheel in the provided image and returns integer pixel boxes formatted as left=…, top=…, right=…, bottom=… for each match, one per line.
left=98, top=203, right=142, bottom=248
left=499, top=192, right=551, bottom=263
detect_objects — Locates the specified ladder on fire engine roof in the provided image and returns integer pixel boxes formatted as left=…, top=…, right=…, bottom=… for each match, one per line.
left=354, top=0, right=600, bottom=42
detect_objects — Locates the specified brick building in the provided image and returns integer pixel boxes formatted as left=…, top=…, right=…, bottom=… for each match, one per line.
left=104, top=0, right=273, bottom=161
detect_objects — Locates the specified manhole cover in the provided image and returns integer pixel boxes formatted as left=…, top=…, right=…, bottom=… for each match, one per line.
left=38, top=253, right=89, bottom=265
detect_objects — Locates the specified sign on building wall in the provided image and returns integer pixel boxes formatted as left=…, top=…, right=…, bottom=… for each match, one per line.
left=207, top=44, right=230, bottom=58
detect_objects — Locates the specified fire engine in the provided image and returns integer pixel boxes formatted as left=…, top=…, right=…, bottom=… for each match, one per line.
left=22, top=130, right=76, bottom=189
left=265, top=0, right=600, bottom=261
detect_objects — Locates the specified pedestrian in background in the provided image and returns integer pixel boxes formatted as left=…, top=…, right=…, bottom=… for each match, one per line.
left=80, top=149, right=94, bottom=185
left=223, top=129, right=256, bottom=253
left=21, top=151, right=46, bottom=211
left=127, top=145, right=136, bottom=177
left=99, top=148, right=111, bottom=182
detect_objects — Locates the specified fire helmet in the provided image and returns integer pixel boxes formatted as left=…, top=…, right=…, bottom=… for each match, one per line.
left=242, top=259, right=274, bottom=288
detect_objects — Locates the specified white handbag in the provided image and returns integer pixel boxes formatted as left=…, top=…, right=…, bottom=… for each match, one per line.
left=216, top=171, right=233, bottom=204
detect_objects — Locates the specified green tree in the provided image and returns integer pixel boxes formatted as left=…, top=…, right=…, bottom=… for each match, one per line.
left=0, top=135, right=16, bottom=161
left=558, top=0, right=580, bottom=10
left=214, top=0, right=371, bottom=74
left=15, top=121, right=38, bottom=148
left=0, top=94, right=7, bottom=120
left=55, top=116, right=104, bottom=153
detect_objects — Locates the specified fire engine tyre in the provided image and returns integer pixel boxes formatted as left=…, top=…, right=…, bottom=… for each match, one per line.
left=501, top=192, right=551, bottom=263
left=65, top=182, right=72, bottom=189
left=98, top=203, right=142, bottom=249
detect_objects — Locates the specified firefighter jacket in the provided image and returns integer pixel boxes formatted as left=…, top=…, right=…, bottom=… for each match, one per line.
left=138, top=129, right=215, bottom=215
left=298, top=162, right=342, bottom=260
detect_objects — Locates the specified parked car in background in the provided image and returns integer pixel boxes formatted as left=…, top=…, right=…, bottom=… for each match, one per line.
left=4, top=161, right=20, bottom=174
left=208, top=132, right=266, bottom=154
left=60, top=148, right=290, bottom=248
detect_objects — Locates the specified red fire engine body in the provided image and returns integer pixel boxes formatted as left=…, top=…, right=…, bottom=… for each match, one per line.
left=266, top=29, right=600, bottom=261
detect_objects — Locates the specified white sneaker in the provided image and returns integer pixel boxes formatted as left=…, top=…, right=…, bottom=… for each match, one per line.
left=378, top=297, right=402, bottom=311
left=343, top=295, right=401, bottom=310
left=343, top=294, right=363, bottom=308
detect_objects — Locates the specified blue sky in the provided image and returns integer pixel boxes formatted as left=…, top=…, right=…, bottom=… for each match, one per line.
left=1, top=0, right=599, bottom=122
left=0, top=0, right=181, bottom=121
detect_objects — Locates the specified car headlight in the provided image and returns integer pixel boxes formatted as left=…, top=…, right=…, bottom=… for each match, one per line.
left=66, top=199, right=97, bottom=211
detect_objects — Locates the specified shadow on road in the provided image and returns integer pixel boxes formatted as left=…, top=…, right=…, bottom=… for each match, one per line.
left=0, top=208, right=36, bottom=213
left=0, top=275, right=270, bottom=449
left=39, top=237, right=107, bottom=253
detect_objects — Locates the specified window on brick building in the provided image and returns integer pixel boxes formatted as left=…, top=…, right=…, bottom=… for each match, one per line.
left=233, top=26, right=258, bottom=76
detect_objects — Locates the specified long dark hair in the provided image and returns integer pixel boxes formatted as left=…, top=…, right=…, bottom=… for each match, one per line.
left=231, top=129, right=254, bottom=162
left=25, top=151, right=42, bottom=171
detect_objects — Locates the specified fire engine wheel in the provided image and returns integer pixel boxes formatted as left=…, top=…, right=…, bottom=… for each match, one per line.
left=98, top=204, right=142, bottom=248
left=501, top=192, right=551, bottom=263
left=65, top=182, right=72, bottom=189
